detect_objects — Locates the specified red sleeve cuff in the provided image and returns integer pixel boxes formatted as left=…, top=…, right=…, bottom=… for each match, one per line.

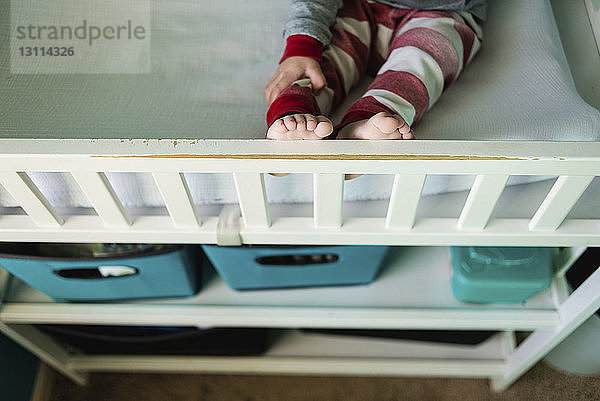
left=280, top=35, right=323, bottom=63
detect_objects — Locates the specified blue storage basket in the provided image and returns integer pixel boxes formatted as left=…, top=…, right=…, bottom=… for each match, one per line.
left=202, top=245, right=389, bottom=291
left=0, top=244, right=200, bottom=302
left=450, top=246, right=554, bottom=304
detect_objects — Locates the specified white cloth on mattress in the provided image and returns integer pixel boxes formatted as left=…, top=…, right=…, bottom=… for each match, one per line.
left=0, top=0, right=599, bottom=208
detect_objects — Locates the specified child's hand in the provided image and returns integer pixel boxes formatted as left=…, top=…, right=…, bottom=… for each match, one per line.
left=265, top=57, right=326, bottom=105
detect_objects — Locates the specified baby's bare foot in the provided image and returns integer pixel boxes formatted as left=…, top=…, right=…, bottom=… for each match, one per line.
left=338, top=112, right=413, bottom=180
left=267, top=114, right=333, bottom=176
left=267, top=114, right=333, bottom=140
left=337, top=112, right=414, bottom=140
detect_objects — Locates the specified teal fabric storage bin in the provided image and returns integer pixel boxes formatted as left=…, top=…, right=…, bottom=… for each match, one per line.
left=0, top=244, right=200, bottom=302
left=202, top=245, right=389, bottom=290
left=450, top=247, right=553, bottom=304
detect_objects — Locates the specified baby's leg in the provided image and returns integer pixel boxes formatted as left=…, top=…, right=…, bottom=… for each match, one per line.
left=338, top=10, right=483, bottom=140
left=266, top=0, right=378, bottom=140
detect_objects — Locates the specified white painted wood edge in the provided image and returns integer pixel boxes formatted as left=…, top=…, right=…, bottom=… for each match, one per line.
left=233, top=172, right=271, bottom=228
left=458, top=175, right=509, bottom=231
left=385, top=174, right=426, bottom=229
left=0, top=172, right=63, bottom=227
left=68, top=354, right=505, bottom=377
left=529, top=176, right=594, bottom=231
left=314, top=173, right=344, bottom=228
left=72, top=171, right=131, bottom=227
left=153, top=172, right=201, bottom=228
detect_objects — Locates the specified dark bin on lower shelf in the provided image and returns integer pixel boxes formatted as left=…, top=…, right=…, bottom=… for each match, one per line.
left=39, top=325, right=272, bottom=356
left=0, top=243, right=201, bottom=302
left=303, top=329, right=497, bottom=346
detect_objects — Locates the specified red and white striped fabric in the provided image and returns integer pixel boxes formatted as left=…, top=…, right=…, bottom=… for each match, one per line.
left=266, top=0, right=483, bottom=133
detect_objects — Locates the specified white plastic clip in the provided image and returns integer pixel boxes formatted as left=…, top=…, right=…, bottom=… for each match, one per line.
left=217, top=205, right=243, bottom=246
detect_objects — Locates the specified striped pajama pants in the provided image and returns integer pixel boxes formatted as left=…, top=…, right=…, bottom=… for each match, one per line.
left=267, top=0, right=483, bottom=134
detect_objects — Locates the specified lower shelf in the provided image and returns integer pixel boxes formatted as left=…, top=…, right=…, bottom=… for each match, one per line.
left=66, top=329, right=513, bottom=378
left=1, top=247, right=564, bottom=331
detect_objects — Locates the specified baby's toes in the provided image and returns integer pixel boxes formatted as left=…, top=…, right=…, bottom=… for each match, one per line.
left=370, top=112, right=401, bottom=134
left=282, top=115, right=298, bottom=131
left=305, top=115, right=318, bottom=131
left=382, top=129, right=404, bottom=140
left=293, top=114, right=308, bottom=132
left=266, top=118, right=290, bottom=140
left=394, top=116, right=411, bottom=135
left=401, top=130, right=415, bottom=140
left=313, top=116, right=334, bottom=138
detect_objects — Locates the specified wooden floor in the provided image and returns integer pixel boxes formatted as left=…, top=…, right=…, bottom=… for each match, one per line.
left=43, top=362, right=600, bottom=401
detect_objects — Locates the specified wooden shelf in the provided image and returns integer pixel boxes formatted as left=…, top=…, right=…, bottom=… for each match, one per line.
left=1, top=247, right=562, bottom=330
left=66, top=329, right=512, bottom=378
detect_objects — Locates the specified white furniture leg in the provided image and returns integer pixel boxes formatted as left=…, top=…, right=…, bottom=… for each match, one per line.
left=0, top=323, right=87, bottom=386
left=492, top=264, right=600, bottom=391
left=0, top=268, right=87, bottom=385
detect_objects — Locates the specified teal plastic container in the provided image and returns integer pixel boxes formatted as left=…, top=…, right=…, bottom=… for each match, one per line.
left=202, top=245, right=389, bottom=291
left=0, top=245, right=200, bottom=302
left=450, top=247, right=553, bottom=304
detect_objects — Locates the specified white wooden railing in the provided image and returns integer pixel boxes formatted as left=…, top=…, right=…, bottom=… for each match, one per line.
left=0, top=139, right=599, bottom=246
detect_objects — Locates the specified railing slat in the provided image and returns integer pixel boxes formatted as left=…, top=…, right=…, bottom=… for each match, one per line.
left=233, top=173, right=271, bottom=228
left=0, top=172, right=63, bottom=227
left=458, top=175, right=509, bottom=230
left=72, top=172, right=131, bottom=228
left=529, top=176, right=594, bottom=231
left=314, top=173, right=344, bottom=228
left=385, top=174, right=426, bottom=229
left=153, top=173, right=201, bottom=228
